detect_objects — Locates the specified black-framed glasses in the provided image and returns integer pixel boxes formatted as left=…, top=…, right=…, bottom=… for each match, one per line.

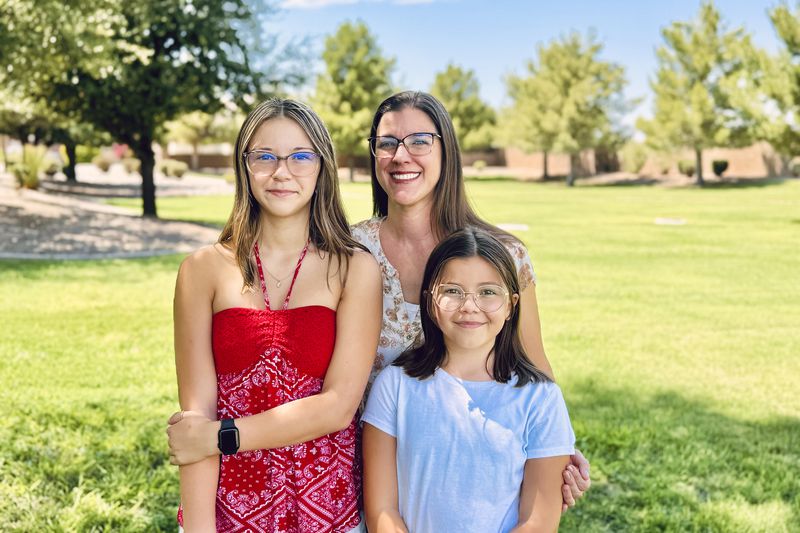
left=367, top=132, right=442, bottom=159
left=430, top=283, right=510, bottom=313
left=242, top=150, right=320, bottom=177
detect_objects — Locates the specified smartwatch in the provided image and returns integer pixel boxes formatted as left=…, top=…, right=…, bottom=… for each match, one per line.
left=218, top=418, right=240, bottom=455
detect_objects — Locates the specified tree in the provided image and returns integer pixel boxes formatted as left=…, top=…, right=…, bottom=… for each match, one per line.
left=637, top=2, right=758, bottom=185
left=164, top=109, right=243, bottom=170
left=500, top=32, right=627, bottom=185
left=314, top=21, right=394, bottom=181
left=758, top=2, right=800, bottom=157
left=1, top=0, right=299, bottom=216
left=430, top=64, right=495, bottom=152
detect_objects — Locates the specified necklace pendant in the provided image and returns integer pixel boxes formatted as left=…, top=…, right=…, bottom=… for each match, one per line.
left=276, top=280, right=282, bottom=288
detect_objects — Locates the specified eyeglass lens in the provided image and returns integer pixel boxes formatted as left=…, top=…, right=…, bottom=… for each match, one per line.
left=246, top=151, right=319, bottom=176
left=434, top=284, right=506, bottom=312
left=372, top=133, right=435, bottom=158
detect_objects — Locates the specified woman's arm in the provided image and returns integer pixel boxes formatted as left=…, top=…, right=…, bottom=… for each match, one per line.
left=363, top=423, right=409, bottom=533
left=510, top=456, right=570, bottom=533
left=172, top=252, right=219, bottom=531
left=167, top=250, right=382, bottom=465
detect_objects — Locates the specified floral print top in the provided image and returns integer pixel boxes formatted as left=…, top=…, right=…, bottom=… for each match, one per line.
left=351, top=217, right=537, bottom=385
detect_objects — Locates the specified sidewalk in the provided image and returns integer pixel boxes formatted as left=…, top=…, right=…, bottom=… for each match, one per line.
left=0, top=169, right=220, bottom=260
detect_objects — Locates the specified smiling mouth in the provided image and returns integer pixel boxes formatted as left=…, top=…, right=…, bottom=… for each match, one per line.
left=390, top=172, right=420, bottom=182
left=268, top=190, right=297, bottom=196
left=455, top=321, right=486, bottom=329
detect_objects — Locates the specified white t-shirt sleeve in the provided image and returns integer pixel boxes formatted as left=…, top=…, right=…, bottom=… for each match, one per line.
left=361, top=365, right=400, bottom=437
left=524, top=383, right=576, bottom=459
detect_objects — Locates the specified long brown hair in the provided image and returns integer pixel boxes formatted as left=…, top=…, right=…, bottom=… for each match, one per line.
left=368, top=91, right=517, bottom=244
left=394, top=228, right=550, bottom=386
left=219, top=98, right=363, bottom=289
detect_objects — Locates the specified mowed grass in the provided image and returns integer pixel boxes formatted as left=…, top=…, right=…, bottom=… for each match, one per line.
left=3, top=179, right=799, bottom=531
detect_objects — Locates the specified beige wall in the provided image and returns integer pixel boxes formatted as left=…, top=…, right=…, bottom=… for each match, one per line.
left=639, top=142, right=789, bottom=178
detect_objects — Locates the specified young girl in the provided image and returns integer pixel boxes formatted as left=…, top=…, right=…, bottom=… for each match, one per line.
left=361, top=228, right=575, bottom=532
left=170, top=98, right=381, bottom=532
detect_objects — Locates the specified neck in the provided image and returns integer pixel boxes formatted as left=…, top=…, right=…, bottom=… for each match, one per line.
left=441, top=342, right=496, bottom=381
left=384, top=200, right=437, bottom=243
left=257, top=210, right=310, bottom=252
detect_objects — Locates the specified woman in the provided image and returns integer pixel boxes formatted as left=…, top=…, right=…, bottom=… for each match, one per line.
left=351, top=91, right=590, bottom=509
left=170, top=98, right=381, bottom=531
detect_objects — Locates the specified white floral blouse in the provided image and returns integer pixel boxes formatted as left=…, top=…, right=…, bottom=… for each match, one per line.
left=351, top=217, right=537, bottom=385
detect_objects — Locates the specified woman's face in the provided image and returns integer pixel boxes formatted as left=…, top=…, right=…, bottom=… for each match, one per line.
left=374, top=106, right=442, bottom=211
left=245, top=116, right=320, bottom=219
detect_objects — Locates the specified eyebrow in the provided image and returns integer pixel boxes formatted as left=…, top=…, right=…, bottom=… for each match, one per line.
left=439, top=281, right=504, bottom=287
left=248, top=146, right=315, bottom=152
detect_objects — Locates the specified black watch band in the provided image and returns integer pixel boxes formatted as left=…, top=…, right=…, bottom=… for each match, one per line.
left=217, top=418, right=240, bottom=455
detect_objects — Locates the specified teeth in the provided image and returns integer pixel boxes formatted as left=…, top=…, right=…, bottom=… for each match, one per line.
left=391, top=172, right=420, bottom=181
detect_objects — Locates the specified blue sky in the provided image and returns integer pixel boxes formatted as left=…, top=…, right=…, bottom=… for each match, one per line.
left=268, top=0, right=782, bottom=124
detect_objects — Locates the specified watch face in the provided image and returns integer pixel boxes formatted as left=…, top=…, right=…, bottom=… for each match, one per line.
left=219, top=428, right=240, bottom=455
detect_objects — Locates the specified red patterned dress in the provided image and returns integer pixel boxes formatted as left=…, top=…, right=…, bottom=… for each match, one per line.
left=179, top=242, right=362, bottom=532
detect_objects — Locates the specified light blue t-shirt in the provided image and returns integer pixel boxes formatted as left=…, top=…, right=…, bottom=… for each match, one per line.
left=362, top=364, right=575, bottom=533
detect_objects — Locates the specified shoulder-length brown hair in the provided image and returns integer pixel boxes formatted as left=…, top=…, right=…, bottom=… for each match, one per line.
left=219, top=98, right=363, bottom=289
left=368, top=91, right=518, bottom=245
left=393, top=228, right=550, bottom=387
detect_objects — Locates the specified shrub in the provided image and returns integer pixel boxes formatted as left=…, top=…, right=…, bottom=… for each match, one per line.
left=791, top=162, right=800, bottom=177
left=678, top=160, right=696, bottom=177
left=472, top=159, right=487, bottom=172
left=92, top=154, right=112, bottom=172
left=43, top=156, right=61, bottom=177
left=11, top=145, right=48, bottom=189
left=159, top=159, right=189, bottom=178
left=223, top=172, right=236, bottom=183
left=76, top=145, right=101, bottom=164
left=620, top=142, right=648, bottom=174
left=712, top=160, right=728, bottom=177
left=122, top=158, right=141, bottom=174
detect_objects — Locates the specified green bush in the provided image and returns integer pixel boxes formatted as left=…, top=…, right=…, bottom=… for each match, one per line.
left=472, top=159, right=487, bottom=172
left=678, top=160, right=696, bottom=177
left=791, top=162, right=800, bottom=177
left=76, top=145, right=101, bottom=164
left=712, top=160, right=729, bottom=177
left=11, top=145, right=48, bottom=189
left=159, top=159, right=189, bottom=178
left=122, top=158, right=141, bottom=174
left=620, top=142, right=648, bottom=174
left=92, top=154, right=112, bottom=172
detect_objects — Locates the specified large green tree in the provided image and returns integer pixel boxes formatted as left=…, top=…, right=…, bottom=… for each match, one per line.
left=500, top=32, right=627, bottom=185
left=430, top=63, right=495, bottom=151
left=314, top=21, right=394, bottom=181
left=637, top=1, right=758, bottom=185
left=1, top=0, right=298, bottom=216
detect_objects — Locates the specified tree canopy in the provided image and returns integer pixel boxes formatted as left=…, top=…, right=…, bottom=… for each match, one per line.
left=430, top=63, right=495, bottom=152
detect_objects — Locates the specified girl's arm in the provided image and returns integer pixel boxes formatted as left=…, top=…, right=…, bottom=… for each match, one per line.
left=172, top=252, right=219, bottom=531
left=363, top=423, right=408, bottom=533
left=518, top=284, right=591, bottom=508
left=167, top=251, right=382, bottom=465
left=510, top=455, right=571, bottom=533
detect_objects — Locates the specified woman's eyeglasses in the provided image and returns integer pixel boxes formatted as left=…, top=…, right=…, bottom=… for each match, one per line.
left=368, top=132, right=441, bottom=159
left=243, top=150, right=320, bottom=177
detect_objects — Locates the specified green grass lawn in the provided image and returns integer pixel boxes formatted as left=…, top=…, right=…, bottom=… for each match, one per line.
left=3, top=179, right=799, bottom=531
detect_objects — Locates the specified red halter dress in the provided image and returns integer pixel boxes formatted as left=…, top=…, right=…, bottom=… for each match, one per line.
left=179, top=242, right=362, bottom=532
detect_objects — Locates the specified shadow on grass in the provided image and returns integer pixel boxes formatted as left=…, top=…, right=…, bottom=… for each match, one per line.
left=465, top=175, right=524, bottom=183
left=697, top=177, right=793, bottom=189
left=561, top=381, right=799, bottom=532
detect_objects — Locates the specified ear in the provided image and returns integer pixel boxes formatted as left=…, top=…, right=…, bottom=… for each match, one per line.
left=506, top=293, right=520, bottom=321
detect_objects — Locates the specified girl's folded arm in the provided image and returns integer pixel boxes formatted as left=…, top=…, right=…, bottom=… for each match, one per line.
left=363, top=423, right=409, bottom=533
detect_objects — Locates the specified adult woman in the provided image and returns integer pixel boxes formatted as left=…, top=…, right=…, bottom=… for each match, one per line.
left=351, top=91, right=590, bottom=509
left=170, top=98, right=381, bottom=531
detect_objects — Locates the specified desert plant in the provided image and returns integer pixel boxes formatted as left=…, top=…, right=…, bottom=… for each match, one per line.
left=159, top=159, right=189, bottom=178
left=472, top=159, right=487, bottom=172
left=122, top=157, right=141, bottom=174
left=43, top=155, right=61, bottom=177
left=678, top=160, right=696, bottom=177
left=11, top=144, right=48, bottom=189
left=91, top=154, right=112, bottom=172
left=75, top=145, right=101, bottom=163
left=712, top=160, right=729, bottom=177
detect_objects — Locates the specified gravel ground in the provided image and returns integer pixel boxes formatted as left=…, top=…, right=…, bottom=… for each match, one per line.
left=0, top=170, right=221, bottom=260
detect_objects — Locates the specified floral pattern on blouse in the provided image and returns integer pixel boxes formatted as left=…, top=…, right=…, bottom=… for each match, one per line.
left=351, top=217, right=536, bottom=386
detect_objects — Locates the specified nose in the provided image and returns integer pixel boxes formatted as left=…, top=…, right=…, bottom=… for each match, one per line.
left=390, top=142, right=412, bottom=164
left=459, top=293, right=481, bottom=313
left=272, top=159, right=291, bottom=180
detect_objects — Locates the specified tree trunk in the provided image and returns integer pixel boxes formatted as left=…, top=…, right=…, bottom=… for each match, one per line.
left=349, top=156, right=355, bottom=182
left=566, top=153, right=577, bottom=187
left=191, top=142, right=199, bottom=171
left=543, top=150, right=549, bottom=180
left=695, top=148, right=704, bottom=186
left=64, top=139, right=77, bottom=182
left=133, top=141, right=157, bottom=217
